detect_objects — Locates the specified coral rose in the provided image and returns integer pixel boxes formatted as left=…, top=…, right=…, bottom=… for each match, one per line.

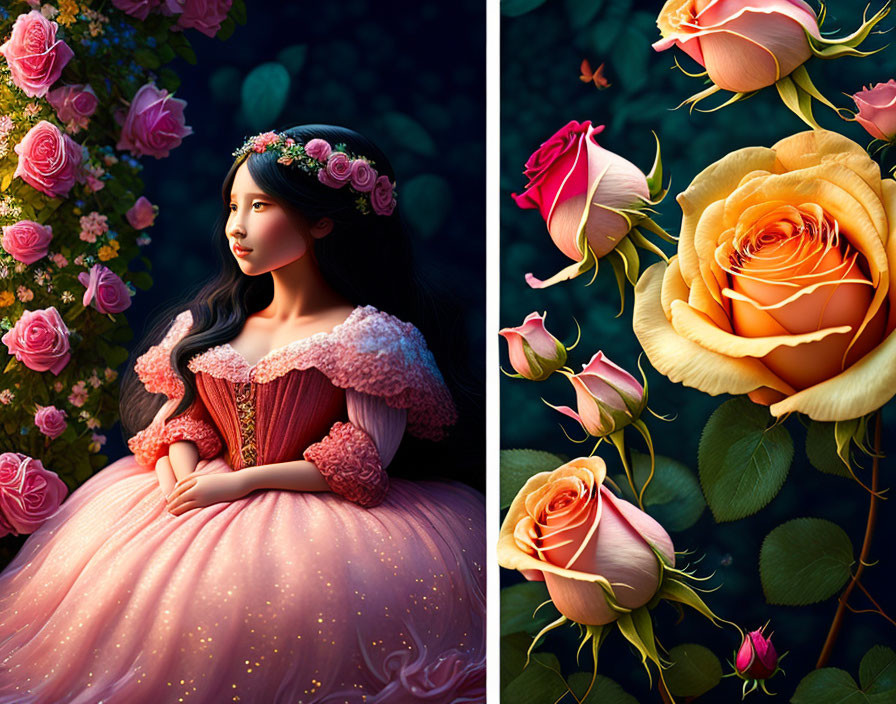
left=653, top=0, right=821, bottom=93
left=0, top=10, right=75, bottom=99
left=1, top=306, right=71, bottom=375
left=115, top=83, right=193, bottom=159
left=13, top=120, right=83, bottom=198
left=853, top=80, right=896, bottom=142
left=497, top=457, right=675, bottom=626
left=633, top=130, right=896, bottom=421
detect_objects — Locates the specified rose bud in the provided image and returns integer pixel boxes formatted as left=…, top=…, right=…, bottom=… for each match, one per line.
left=736, top=627, right=779, bottom=680
left=499, top=311, right=567, bottom=381
left=497, top=456, right=675, bottom=625
left=853, top=80, right=896, bottom=142
left=549, top=351, right=646, bottom=437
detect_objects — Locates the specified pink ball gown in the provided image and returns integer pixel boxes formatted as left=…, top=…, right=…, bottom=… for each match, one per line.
left=0, top=305, right=485, bottom=704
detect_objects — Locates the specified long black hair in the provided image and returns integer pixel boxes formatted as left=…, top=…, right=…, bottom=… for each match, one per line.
left=118, top=124, right=482, bottom=488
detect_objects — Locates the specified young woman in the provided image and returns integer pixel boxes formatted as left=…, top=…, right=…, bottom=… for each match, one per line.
left=0, top=125, right=486, bottom=704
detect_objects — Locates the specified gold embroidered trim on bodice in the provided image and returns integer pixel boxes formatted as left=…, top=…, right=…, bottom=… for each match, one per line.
left=234, top=381, right=257, bottom=468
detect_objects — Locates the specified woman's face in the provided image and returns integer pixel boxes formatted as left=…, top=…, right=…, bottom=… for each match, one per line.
left=226, top=161, right=319, bottom=275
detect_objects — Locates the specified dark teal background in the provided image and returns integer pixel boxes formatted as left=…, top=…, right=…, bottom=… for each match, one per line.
left=501, top=0, right=896, bottom=700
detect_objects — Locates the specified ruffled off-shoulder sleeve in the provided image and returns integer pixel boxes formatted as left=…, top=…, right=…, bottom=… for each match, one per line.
left=126, top=310, right=223, bottom=467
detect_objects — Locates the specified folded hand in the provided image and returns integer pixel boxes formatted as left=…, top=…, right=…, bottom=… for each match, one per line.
left=166, top=472, right=249, bottom=515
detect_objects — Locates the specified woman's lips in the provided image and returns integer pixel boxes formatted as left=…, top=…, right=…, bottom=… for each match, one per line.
left=233, top=243, right=253, bottom=257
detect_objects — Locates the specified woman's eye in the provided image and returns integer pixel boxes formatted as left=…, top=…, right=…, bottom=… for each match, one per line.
left=252, top=202, right=267, bottom=210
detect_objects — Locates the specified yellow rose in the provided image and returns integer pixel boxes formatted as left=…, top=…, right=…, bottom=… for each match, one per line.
left=633, top=130, right=896, bottom=421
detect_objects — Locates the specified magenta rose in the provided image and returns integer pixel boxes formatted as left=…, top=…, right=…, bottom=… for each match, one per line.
left=0, top=452, right=27, bottom=491
left=317, top=152, right=353, bottom=188
left=0, top=454, right=68, bottom=535
left=1, top=306, right=71, bottom=375
left=13, top=120, right=84, bottom=198
left=173, top=0, right=233, bottom=37
left=78, top=264, right=132, bottom=314
left=371, top=175, right=397, bottom=216
left=1, top=220, right=53, bottom=264
left=0, top=11, right=75, bottom=99
left=34, top=405, right=67, bottom=439
left=46, top=84, right=99, bottom=133
left=111, top=0, right=163, bottom=20
left=349, top=159, right=377, bottom=192
left=125, top=196, right=157, bottom=229
left=304, top=138, right=332, bottom=162
left=115, top=83, right=193, bottom=159
left=853, top=80, right=896, bottom=142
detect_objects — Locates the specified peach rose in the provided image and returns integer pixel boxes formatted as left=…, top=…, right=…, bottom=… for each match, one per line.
left=633, top=130, right=896, bottom=421
left=653, top=0, right=821, bottom=93
left=497, top=457, right=675, bottom=625
left=13, top=120, right=83, bottom=198
left=0, top=10, right=75, bottom=99
left=853, top=80, right=896, bottom=142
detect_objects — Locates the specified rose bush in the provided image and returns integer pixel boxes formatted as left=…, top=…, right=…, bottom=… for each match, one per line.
left=497, top=456, right=675, bottom=625
left=853, top=80, right=896, bottom=142
left=13, top=120, right=83, bottom=199
left=0, top=10, right=74, bottom=99
left=633, top=130, right=896, bottom=421
left=1, top=306, right=71, bottom=375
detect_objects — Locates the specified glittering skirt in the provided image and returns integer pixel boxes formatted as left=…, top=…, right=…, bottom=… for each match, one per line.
left=0, top=455, right=486, bottom=703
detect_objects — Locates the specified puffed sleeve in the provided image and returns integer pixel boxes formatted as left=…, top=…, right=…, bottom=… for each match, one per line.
left=126, top=311, right=223, bottom=467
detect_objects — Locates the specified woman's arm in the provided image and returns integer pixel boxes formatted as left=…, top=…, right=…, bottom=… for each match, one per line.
left=238, top=459, right=330, bottom=493
left=155, top=456, right=177, bottom=497
left=168, top=440, right=200, bottom=481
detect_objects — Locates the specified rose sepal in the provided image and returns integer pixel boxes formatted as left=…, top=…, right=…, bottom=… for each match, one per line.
left=831, top=413, right=888, bottom=497
left=774, top=65, right=853, bottom=129
left=499, top=336, right=569, bottom=382
left=806, top=2, right=890, bottom=59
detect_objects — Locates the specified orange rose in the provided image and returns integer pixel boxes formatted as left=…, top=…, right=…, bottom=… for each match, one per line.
left=633, top=130, right=896, bottom=420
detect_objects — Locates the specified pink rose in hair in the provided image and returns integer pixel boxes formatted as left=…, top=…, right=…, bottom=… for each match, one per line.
left=111, top=0, right=163, bottom=20
left=47, top=84, right=99, bottom=133
left=1, top=306, right=71, bottom=375
left=13, top=121, right=83, bottom=198
left=115, top=83, right=193, bottom=159
left=252, top=131, right=279, bottom=153
left=304, top=138, right=332, bottom=162
left=0, top=454, right=68, bottom=535
left=317, top=152, right=352, bottom=188
left=78, top=264, right=132, bottom=314
left=0, top=11, right=75, bottom=99
left=173, top=0, right=233, bottom=37
left=371, top=175, right=396, bottom=216
left=34, top=405, right=67, bottom=439
left=349, top=159, right=377, bottom=192
left=126, top=196, right=157, bottom=229
left=1, top=220, right=53, bottom=264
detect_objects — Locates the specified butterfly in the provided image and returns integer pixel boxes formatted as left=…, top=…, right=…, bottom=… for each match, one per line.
left=579, top=59, right=611, bottom=90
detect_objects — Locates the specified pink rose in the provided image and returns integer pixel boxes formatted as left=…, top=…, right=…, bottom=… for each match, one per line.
left=116, top=83, right=193, bottom=159
left=736, top=626, right=780, bottom=681
left=111, top=0, right=163, bottom=20
left=499, top=311, right=567, bottom=381
left=853, top=80, right=896, bottom=141
left=174, top=0, right=233, bottom=37
left=0, top=11, right=75, bottom=99
left=0, top=452, right=28, bottom=490
left=371, top=174, right=396, bottom=216
left=251, top=131, right=279, bottom=153
left=512, top=120, right=649, bottom=287
left=125, top=196, right=157, bottom=229
left=34, top=404, right=67, bottom=439
left=13, top=120, right=83, bottom=198
left=78, top=264, right=132, bottom=314
left=1, top=220, right=53, bottom=264
left=46, top=84, right=99, bottom=133
left=304, top=138, right=332, bottom=162
left=498, top=457, right=675, bottom=625
left=349, top=159, right=377, bottom=192
left=317, top=152, right=353, bottom=188
left=0, top=454, right=68, bottom=535
left=1, top=306, right=71, bottom=375
left=654, top=0, right=821, bottom=93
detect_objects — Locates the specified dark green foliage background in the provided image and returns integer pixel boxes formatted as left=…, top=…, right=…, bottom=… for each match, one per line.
left=501, top=0, right=896, bottom=700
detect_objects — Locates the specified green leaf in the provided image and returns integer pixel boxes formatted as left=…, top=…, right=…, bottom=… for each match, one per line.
left=792, top=667, right=887, bottom=704
left=760, top=518, right=853, bottom=606
left=698, top=397, right=793, bottom=522
left=401, top=174, right=452, bottom=239
left=129, top=271, right=153, bottom=291
left=568, top=672, right=639, bottom=704
left=664, top=644, right=722, bottom=698
left=502, top=652, right=569, bottom=704
left=629, top=450, right=705, bottom=531
left=230, top=0, right=247, bottom=24
left=133, top=48, right=161, bottom=69
left=501, top=581, right=556, bottom=637
left=380, top=112, right=437, bottom=157
left=860, top=646, right=896, bottom=699
left=502, top=0, right=549, bottom=18
left=807, top=421, right=851, bottom=478
left=241, top=63, right=291, bottom=130
left=500, top=449, right=564, bottom=509
left=502, top=633, right=532, bottom=691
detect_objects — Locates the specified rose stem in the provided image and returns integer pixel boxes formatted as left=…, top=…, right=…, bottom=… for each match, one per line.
left=658, top=675, right=674, bottom=704
left=815, top=411, right=883, bottom=669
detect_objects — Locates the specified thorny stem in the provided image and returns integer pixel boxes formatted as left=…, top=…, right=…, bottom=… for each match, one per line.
left=853, top=577, right=896, bottom=628
left=816, top=412, right=884, bottom=669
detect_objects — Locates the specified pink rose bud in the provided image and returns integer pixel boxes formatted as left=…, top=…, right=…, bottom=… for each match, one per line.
left=553, top=351, right=646, bottom=437
left=499, top=311, right=567, bottom=381
left=304, top=138, right=332, bottom=162
left=46, top=84, right=99, bottom=133
left=174, top=0, right=233, bottom=38
left=736, top=626, right=780, bottom=680
left=34, top=404, right=67, bottom=439
left=370, top=174, right=397, bottom=216
left=654, top=0, right=821, bottom=93
left=1, top=220, right=53, bottom=264
left=111, top=0, right=164, bottom=21
left=116, top=83, right=193, bottom=159
left=78, top=264, right=133, bottom=314
left=1, top=306, right=71, bottom=375
left=853, top=80, right=896, bottom=141
left=0, top=453, right=68, bottom=535
left=13, top=120, right=84, bottom=199
left=0, top=11, right=75, bottom=99
left=125, top=196, right=158, bottom=229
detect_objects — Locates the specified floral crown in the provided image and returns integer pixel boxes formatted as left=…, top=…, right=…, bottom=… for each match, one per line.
left=232, top=131, right=397, bottom=216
